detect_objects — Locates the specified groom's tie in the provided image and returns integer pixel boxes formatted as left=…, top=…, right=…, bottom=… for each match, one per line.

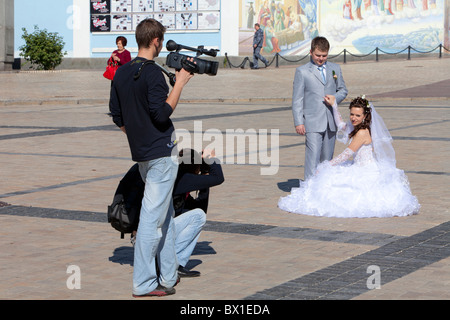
left=318, top=66, right=326, bottom=83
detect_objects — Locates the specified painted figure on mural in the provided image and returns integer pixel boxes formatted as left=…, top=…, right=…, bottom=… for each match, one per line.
left=274, top=2, right=286, bottom=32
left=285, top=5, right=294, bottom=28
left=258, top=0, right=271, bottom=26
left=343, top=0, right=353, bottom=19
left=263, top=19, right=281, bottom=53
left=371, top=0, right=380, bottom=15
left=298, top=0, right=318, bottom=40
left=270, top=0, right=276, bottom=18
left=422, top=0, right=437, bottom=10
left=247, top=2, right=255, bottom=29
left=354, top=0, right=364, bottom=19
left=382, top=0, right=395, bottom=15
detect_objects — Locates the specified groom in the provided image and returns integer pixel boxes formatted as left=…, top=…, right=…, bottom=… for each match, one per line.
left=292, top=36, right=348, bottom=180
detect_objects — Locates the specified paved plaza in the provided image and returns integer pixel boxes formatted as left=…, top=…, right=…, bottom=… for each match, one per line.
left=0, top=56, right=449, bottom=302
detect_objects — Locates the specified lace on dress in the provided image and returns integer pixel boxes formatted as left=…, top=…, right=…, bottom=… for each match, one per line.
left=331, top=101, right=353, bottom=145
left=329, top=148, right=354, bottom=166
left=353, top=144, right=375, bottom=166
left=329, top=101, right=356, bottom=165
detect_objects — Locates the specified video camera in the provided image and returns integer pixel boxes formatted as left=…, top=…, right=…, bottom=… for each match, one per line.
left=165, top=40, right=219, bottom=76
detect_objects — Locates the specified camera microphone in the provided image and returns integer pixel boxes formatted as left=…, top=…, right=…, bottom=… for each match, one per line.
left=165, top=40, right=218, bottom=57
left=166, top=40, right=179, bottom=52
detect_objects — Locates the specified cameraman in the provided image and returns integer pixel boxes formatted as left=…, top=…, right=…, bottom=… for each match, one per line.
left=172, top=149, right=224, bottom=277
left=109, top=18, right=193, bottom=298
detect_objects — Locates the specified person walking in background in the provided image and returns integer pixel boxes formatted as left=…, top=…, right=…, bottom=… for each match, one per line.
left=291, top=36, right=348, bottom=181
left=252, top=23, right=269, bottom=69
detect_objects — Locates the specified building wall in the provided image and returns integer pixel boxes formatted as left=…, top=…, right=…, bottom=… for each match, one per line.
left=14, top=0, right=238, bottom=59
left=13, top=0, right=449, bottom=60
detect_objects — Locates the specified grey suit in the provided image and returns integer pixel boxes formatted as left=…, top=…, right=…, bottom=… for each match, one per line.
left=292, top=60, right=348, bottom=180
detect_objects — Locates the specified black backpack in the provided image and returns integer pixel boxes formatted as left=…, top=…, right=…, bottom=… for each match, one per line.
left=107, top=164, right=144, bottom=238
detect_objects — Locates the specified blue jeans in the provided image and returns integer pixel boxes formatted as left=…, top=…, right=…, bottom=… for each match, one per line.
left=133, top=156, right=179, bottom=295
left=174, top=208, right=206, bottom=267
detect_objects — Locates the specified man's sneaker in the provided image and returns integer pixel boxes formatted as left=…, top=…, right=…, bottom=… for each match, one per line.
left=132, top=285, right=176, bottom=298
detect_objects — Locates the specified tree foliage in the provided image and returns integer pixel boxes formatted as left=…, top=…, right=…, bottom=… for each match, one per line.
left=19, top=26, right=67, bottom=70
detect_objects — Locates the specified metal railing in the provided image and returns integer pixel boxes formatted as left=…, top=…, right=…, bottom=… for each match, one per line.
left=225, top=44, right=450, bottom=68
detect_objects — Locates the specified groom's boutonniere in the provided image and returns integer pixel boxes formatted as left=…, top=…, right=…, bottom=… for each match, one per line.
left=332, top=70, right=337, bottom=80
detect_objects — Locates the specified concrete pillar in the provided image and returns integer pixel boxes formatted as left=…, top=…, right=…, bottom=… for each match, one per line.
left=0, top=0, right=14, bottom=71
left=445, top=0, right=450, bottom=51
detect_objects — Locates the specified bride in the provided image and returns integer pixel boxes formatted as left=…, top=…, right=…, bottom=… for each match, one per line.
left=278, top=96, right=420, bottom=218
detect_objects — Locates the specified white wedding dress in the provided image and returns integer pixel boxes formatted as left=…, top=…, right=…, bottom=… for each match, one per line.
left=278, top=102, right=420, bottom=218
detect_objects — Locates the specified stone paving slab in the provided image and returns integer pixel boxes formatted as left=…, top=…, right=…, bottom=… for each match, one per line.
left=1, top=56, right=449, bottom=105
left=0, top=57, right=449, bottom=304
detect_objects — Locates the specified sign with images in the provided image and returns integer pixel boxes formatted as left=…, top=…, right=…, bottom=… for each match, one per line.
left=176, top=12, right=198, bottom=29
left=111, top=14, right=133, bottom=31
left=133, top=13, right=154, bottom=27
left=198, top=11, right=220, bottom=29
left=133, top=0, right=154, bottom=12
left=111, top=0, right=132, bottom=12
left=90, top=0, right=220, bottom=32
left=155, top=13, right=176, bottom=30
left=157, top=0, right=176, bottom=12
left=198, top=0, right=219, bottom=11
left=176, top=0, right=197, bottom=11
left=91, top=14, right=111, bottom=32
left=90, top=0, right=111, bottom=14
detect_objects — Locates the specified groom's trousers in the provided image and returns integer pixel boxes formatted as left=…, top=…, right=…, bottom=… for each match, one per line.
left=304, top=129, right=336, bottom=180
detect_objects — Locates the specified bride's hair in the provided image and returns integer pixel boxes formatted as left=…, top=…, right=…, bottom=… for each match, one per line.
left=349, top=96, right=372, bottom=139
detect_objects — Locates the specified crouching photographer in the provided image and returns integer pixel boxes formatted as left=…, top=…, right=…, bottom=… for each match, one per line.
left=128, top=148, right=224, bottom=277
left=171, top=148, right=224, bottom=277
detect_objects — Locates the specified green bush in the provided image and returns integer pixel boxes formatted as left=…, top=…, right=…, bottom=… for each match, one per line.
left=19, top=25, right=67, bottom=70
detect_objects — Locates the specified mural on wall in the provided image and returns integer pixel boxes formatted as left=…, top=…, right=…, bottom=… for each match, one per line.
left=240, top=0, right=447, bottom=56
left=239, top=0, right=318, bottom=55
left=322, top=0, right=445, bottom=54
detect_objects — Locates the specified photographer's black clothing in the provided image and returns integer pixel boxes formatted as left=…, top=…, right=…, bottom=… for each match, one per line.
left=114, top=160, right=223, bottom=228
left=173, top=160, right=224, bottom=216
left=109, top=57, right=175, bottom=162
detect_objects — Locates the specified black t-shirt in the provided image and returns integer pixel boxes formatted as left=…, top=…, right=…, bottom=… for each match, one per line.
left=109, top=58, right=175, bottom=162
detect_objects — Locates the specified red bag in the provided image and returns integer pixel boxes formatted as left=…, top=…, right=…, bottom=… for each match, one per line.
left=103, top=58, right=118, bottom=80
